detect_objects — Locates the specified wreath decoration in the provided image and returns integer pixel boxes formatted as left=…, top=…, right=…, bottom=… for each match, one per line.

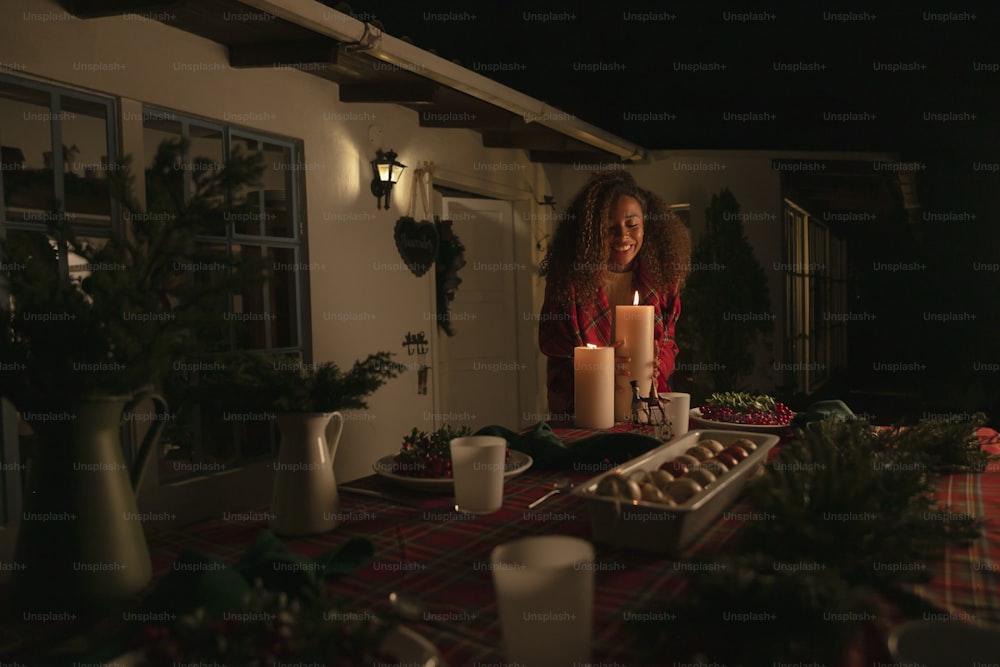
left=403, top=163, right=467, bottom=336
left=434, top=215, right=466, bottom=336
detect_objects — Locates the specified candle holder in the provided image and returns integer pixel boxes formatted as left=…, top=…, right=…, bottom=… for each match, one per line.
left=630, top=380, right=672, bottom=440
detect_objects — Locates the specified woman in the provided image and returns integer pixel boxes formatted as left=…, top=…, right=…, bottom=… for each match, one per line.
left=538, top=171, right=691, bottom=418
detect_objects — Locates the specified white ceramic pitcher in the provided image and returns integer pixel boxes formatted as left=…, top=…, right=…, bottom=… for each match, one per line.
left=269, top=411, right=345, bottom=535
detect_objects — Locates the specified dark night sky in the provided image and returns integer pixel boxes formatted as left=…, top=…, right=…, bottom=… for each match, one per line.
left=346, top=1, right=999, bottom=419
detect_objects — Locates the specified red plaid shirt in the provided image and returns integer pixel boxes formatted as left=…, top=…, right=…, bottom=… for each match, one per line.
left=539, top=263, right=681, bottom=415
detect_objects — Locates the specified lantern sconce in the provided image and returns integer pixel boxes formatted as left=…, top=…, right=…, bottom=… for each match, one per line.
left=370, top=149, right=406, bottom=210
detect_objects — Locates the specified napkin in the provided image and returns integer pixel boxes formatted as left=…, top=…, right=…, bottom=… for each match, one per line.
left=138, top=530, right=375, bottom=617
left=789, top=399, right=857, bottom=431
left=475, top=421, right=664, bottom=470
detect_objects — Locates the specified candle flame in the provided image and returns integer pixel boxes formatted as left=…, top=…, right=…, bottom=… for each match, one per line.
left=633, top=290, right=639, bottom=306
left=586, top=343, right=598, bottom=349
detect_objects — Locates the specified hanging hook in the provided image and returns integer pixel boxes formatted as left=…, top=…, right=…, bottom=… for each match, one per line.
left=536, top=195, right=557, bottom=209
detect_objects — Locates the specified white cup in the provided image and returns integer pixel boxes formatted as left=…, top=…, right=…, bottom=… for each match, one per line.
left=662, top=392, right=691, bottom=439
left=449, top=436, right=507, bottom=514
left=490, top=535, right=595, bottom=667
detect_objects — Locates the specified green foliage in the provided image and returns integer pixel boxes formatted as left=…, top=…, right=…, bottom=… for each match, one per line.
left=211, top=351, right=406, bottom=414
left=139, top=585, right=394, bottom=666
left=676, top=188, right=772, bottom=392
left=393, top=424, right=474, bottom=477
left=0, top=139, right=267, bottom=414
left=877, top=412, right=995, bottom=472
left=434, top=216, right=466, bottom=337
left=742, top=419, right=982, bottom=588
left=705, top=391, right=778, bottom=412
left=131, top=532, right=388, bottom=665
left=628, top=556, right=867, bottom=666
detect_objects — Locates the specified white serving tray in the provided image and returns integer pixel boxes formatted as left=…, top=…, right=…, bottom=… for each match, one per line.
left=573, top=429, right=780, bottom=555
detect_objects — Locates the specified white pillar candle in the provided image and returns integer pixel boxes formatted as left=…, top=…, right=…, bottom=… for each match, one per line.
left=614, top=291, right=655, bottom=422
left=574, top=344, right=614, bottom=429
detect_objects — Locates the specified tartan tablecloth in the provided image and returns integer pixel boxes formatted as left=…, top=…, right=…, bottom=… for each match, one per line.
left=138, top=424, right=1000, bottom=666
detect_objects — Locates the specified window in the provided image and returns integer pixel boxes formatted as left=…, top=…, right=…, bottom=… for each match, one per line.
left=668, top=202, right=691, bottom=227
left=143, top=108, right=308, bottom=481
left=0, top=78, right=309, bottom=499
left=0, top=76, right=120, bottom=533
left=783, top=200, right=847, bottom=394
left=0, top=75, right=118, bottom=230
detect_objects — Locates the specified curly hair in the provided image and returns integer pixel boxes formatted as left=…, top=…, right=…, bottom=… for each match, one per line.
left=540, top=170, right=691, bottom=306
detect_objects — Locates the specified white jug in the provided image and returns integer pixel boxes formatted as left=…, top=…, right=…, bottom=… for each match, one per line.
left=269, top=411, right=345, bottom=535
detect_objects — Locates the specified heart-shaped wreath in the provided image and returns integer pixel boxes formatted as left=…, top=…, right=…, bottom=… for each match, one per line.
left=393, top=216, right=439, bottom=277
left=394, top=164, right=466, bottom=335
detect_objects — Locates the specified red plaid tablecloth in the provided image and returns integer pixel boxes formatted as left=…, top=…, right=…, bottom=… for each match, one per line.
left=142, top=425, right=1000, bottom=666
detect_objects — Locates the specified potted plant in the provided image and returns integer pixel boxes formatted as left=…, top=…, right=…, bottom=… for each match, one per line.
left=0, top=138, right=267, bottom=612
left=221, top=351, right=405, bottom=536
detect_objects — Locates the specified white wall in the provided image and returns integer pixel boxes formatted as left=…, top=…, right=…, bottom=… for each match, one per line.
left=0, top=0, right=555, bottom=482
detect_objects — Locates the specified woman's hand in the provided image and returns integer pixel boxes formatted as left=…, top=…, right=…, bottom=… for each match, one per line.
left=613, top=340, right=630, bottom=376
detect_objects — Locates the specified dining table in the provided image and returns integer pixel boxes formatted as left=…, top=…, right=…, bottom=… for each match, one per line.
left=126, top=421, right=1000, bottom=666
left=4, top=421, right=995, bottom=665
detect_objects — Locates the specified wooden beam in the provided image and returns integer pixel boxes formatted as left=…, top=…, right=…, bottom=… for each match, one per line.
left=482, top=130, right=570, bottom=151
left=67, top=0, right=184, bottom=18
left=339, top=83, right=439, bottom=104
left=416, top=108, right=515, bottom=129
left=529, top=149, right=621, bottom=165
left=229, top=38, right=340, bottom=69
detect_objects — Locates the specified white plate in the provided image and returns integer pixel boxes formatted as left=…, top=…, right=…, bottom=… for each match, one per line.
left=373, top=450, right=534, bottom=493
left=888, top=620, right=1000, bottom=667
left=382, top=625, right=447, bottom=667
left=689, top=407, right=793, bottom=433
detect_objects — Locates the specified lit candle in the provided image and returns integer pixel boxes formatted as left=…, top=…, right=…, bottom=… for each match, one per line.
left=614, top=291, right=654, bottom=422
left=574, top=344, right=614, bottom=429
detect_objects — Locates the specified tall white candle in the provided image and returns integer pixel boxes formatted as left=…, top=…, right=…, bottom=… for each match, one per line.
left=615, top=291, right=654, bottom=422
left=574, top=344, right=614, bottom=429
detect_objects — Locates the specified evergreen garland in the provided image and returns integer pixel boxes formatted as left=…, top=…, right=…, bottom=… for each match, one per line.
left=627, top=416, right=993, bottom=666
left=433, top=216, right=466, bottom=336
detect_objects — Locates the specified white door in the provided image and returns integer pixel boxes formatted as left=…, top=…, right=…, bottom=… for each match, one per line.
left=435, top=198, right=524, bottom=431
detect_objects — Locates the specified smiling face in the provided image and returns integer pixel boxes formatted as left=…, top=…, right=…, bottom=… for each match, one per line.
left=606, top=195, right=644, bottom=272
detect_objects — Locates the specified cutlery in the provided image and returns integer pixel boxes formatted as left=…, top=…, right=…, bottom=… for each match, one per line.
left=389, top=591, right=490, bottom=646
left=527, top=477, right=573, bottom=509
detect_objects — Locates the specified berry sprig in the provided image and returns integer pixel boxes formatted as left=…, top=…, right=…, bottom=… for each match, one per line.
left=701, top=392, right=794, bottom=426
left=393, top=424, right=513, bottom=478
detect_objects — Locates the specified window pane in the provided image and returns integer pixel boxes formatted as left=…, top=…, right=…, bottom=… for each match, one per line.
left=268, top=246, right=298, bottom=347
left=232, top=243, right=267, bottom=349
left=0, top=81, right=54, bottom=215
left=238, top=415, right=275, bottom=460
left=143, top=116, right=183, bottom=212
left=230, top=135, right=262, bottom=235
left=189, top=124, right=224, bottom=202
left=191, top=242, right=234, bottom=353
left=262, top=142, right=293, bottom=237
left=66, top=235, right=109, bottom=282
left=60, top=96, right=111, bottom=222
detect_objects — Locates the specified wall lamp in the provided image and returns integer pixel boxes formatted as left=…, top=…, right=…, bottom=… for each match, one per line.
left=370, top=149, right=406, bottom=210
